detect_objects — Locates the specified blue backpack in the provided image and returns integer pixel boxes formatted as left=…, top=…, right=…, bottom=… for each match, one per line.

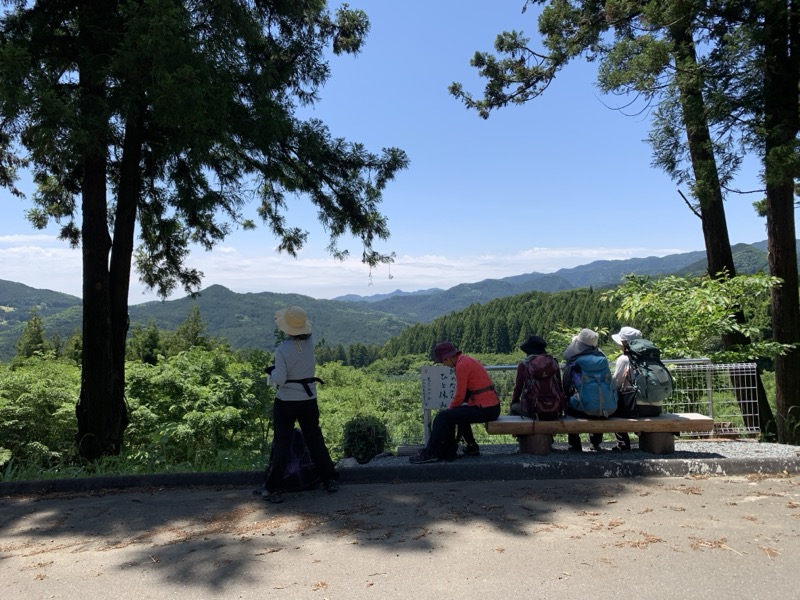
left=567, top=354, right=617, bottom=417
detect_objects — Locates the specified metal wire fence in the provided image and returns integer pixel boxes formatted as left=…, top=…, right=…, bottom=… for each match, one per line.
left=665, top=360, right=759, bottom=436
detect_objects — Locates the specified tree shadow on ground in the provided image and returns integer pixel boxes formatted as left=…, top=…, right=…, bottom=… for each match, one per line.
left=0, top=477, right=685, bottom=592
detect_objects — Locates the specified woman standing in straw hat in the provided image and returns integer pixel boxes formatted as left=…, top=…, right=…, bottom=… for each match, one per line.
left=263, top=305, right=338, bottom=502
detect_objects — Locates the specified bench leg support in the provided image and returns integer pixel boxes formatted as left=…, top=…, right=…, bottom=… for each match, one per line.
left=517, top=434, right=552, bottom=456
left=638, top=432, right=675, bottom=454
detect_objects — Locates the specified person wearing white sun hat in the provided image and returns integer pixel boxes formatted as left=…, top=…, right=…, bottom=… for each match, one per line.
left=611, top=326, right=643, bottom=390
left=611, top=326, right=663, bottom=451
left=262, top=306, right=338, bottom=502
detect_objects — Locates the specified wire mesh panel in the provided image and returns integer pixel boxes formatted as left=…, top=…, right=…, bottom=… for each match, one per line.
left=665, top=361, right=760, bottom=436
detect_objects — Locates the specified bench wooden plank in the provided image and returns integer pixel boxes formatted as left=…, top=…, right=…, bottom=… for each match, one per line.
left=485, top=412, right=714, bottom=436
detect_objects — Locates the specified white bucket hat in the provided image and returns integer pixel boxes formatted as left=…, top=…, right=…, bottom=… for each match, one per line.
left=612, top=326, right=642, bottom=345
left=275, top=306, right=312, bottom=336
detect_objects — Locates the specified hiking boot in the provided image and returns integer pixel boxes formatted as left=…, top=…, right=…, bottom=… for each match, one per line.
left=409, top=449, right=438, bottom=464
left=262, top=490, right=284, bottom=504
left=323, top=479, right=339, bottom=494
left=462, top=442, right=480, bottom=457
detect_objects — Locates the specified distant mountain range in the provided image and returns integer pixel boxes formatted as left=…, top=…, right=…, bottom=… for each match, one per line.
left=329, top=241, right=776, bottom=321
left=0, top=240, right=791, bottom=360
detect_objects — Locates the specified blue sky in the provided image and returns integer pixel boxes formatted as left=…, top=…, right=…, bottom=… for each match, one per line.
left=0, top=1, right=773, bottom=304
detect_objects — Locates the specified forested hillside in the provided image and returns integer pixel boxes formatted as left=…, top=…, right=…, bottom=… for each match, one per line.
left=0, top=281, right=81, bottom=328
left=675, top=243, right=784, bottom=278
left=127, top=285, right=412, bottom=350
left=356, top=272, right=575, bottom=322
left=0, top=281, right=429, bottom=360
left=382, top=288, right=622, bottom=357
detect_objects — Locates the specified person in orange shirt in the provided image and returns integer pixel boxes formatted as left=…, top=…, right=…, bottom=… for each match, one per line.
left=410, top=342, right=501, bottom=464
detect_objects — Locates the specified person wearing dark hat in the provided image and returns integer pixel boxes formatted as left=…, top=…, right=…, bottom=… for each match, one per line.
left=409, top=342, right=501, bottom=464
left=262, top=306, right=338, bottom=502
left=509, top=334, right=550, bottom=416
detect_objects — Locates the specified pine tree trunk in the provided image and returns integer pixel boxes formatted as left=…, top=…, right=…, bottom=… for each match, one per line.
left=74, top=0, right=128, bottom=460
left=763, top=1, right=800, bottom=443
left=75, top=150, right=126, bottom=459
left=671, top=22, right=776, bottom=437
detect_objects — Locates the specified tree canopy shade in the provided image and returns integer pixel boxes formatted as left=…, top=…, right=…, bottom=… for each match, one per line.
left=0, top=0, right=408, bottom=459
left=450, top=0, right=798, bottom=442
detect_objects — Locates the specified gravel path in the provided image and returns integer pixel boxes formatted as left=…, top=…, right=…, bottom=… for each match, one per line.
left=340, top=439, right=800, bottom=483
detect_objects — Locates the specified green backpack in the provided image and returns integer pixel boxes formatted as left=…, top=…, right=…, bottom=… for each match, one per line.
left=626, top=339, right=674, bottom=407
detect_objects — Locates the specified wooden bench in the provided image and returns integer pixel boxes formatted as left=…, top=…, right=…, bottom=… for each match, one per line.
left=485, top=413, right=714, bottom=455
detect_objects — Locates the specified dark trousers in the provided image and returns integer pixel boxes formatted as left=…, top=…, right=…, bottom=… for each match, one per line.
left=616, top=404, right=662, bottom=447
left=566, top=406, right=605, bottom=448
left=457, top=423, right=477, bottom=445
left=266, top=398, right=336, bottom=492
left=427, top=403, right=501, bottom=460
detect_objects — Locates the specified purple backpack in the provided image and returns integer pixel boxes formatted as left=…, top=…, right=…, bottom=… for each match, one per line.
left=520, top=354, right=566, bottom=419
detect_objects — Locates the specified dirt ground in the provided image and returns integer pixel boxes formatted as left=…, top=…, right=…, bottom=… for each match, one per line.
left=2, top=473, right=799, bottom=599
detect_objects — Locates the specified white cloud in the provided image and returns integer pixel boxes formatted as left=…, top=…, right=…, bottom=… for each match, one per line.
left=0, top=233, right=60, bottom=244
left=0, top=236, right=694, bottom=303
left=0, top=242, right=82, bottom=297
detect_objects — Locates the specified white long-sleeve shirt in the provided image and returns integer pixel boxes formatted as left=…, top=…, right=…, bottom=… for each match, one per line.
left=612, top=354, right=630, bottom=390
left=271, top=336, right=317, bottom=401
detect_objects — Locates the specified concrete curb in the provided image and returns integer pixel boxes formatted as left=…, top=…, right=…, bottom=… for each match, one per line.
left=341, top=456, right=800, bottom=484
left=2, top=454, right=799, bottom=496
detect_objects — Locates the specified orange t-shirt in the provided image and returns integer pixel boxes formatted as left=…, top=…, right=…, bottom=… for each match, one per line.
left=449, top=353, right=500, bottom=409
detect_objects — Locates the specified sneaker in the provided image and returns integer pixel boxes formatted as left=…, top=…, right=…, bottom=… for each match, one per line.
left=568, top=444, right=583, bottom=453
left=612, top=443, right=631, bottom=452
left=323, top=479, right=339, bottom=494
left=462, top=443, right=480, bottom=457
left=409, top=450, right=438, bottom=464
left=262, top=490, right=284, bottom=504
left=590, top=443, right=604, bottom=452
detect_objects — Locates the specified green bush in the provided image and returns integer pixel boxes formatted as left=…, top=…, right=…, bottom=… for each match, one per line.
left=342, top=415, right=390, bottom=464
left=124, top=347, right=272, bottom=470
left=0, top=357, right=80, bottom=467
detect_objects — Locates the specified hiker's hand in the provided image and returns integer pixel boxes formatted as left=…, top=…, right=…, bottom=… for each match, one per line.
left=265, top=365, right=275, bottom=375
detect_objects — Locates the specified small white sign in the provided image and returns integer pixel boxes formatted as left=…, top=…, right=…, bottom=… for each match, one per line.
left=420, top=365, right=456, bottom=409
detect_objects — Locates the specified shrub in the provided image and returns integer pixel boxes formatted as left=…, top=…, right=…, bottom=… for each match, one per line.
left=342, top=415, right=390, bottom=464
left=0, top=358, right=80, bottom=467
